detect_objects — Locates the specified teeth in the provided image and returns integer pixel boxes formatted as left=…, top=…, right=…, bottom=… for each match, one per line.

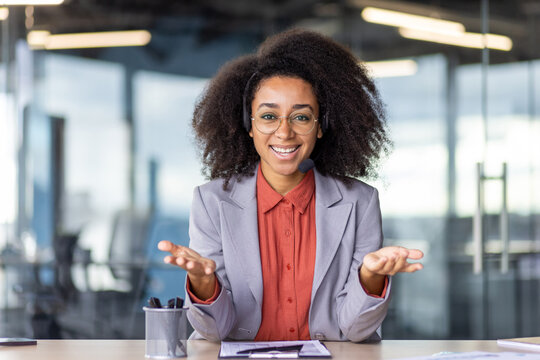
left=271, top=146, right=298, bottom=153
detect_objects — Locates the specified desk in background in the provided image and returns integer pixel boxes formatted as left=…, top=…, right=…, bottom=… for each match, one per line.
left=0, top=339, right=521, bottom=360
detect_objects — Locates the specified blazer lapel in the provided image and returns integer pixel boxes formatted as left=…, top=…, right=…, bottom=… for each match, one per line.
left=312, top=170, right=352, bottom=300
left=220, top=172, right=264, bottom=308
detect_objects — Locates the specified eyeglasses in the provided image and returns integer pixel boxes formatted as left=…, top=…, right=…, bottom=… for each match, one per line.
left=251, top=109, right=318, bottom=135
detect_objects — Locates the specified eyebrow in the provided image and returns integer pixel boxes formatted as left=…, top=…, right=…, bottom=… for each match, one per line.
left=257, top=103, right=314, bottom=112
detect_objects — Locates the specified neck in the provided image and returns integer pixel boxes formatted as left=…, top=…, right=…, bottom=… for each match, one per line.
left=260, top=164, right=306, bottom=196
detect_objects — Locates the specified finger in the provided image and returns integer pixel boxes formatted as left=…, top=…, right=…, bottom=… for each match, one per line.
left=392, top=254, right=409, bottom=273
left=174, top=250, right=214, bottom=271
left=398, top=248, right=410, bottom=258
left=163, top=255, right=175, bottom=264
left=203, top=259, right=217, bottom=274
left=169, top=245, right=194, bottom=259
left=164, top=255, right=189, bottom=271
left=184, top=256, right=212, bottom=270
left=402, top=262, right=423, bottom=273
left=159, top=242, right=199, bottom=261
left=158, top=240, right=174, bottom=252
left=381, top=256, right=401, bottom=275
left=172, top=245, right=203, bottom=259
left=407, top=249, right=424, bottom=260
left=384, top=249, right=408, bottom=272
left=185, top=260, right=195, bottom=270
left=366, top=255, right=388, bottom=273
left=185, top=260, right=212, bottom=277
left=175, top=256, right=187, bottom=267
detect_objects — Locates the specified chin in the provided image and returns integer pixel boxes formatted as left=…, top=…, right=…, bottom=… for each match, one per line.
left=276, top=163, right=300, bottom=176
left=271, top=162, right=302, bottom=176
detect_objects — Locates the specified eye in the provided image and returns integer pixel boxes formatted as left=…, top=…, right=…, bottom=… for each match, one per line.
left=260, top=113, right=278, bottom=120
left=291, top=113, right=311, bottom=122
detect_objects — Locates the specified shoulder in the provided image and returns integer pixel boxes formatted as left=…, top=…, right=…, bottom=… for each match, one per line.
left=195, top=172, right=256, bottom=205
left=340, top=176, right=377, bottom=199
left=315, top=169, right=378, bottom=203
left=195, top=177, right=230, bottom=204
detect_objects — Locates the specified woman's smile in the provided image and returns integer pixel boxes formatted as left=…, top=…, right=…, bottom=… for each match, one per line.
left=269, top=144, right=301, bottom=159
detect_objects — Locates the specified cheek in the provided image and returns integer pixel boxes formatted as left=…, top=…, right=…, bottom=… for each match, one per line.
left=307, top=134, right=319, bottom=149
left=251, top=133, right=268, bottom=153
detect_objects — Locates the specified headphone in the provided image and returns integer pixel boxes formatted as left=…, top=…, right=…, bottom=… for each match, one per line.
left=242, top=71, right=329, bottom=134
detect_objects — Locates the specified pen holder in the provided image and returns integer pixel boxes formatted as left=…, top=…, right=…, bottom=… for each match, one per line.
left=144, top=306, right=188, bottom=358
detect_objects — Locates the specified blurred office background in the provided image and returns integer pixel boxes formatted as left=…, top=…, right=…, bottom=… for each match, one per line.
left=0, top=0, right=539, bottom=340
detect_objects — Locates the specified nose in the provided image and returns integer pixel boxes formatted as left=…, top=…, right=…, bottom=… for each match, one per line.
left=274, top=117, right=294, bottom=139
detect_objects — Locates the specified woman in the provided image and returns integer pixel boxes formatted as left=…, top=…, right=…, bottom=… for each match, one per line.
left=158, top=29, right=423, bottom=342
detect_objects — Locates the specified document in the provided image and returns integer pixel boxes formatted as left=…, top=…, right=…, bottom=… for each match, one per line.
left=497, top=337, right=540, bottom=352
left=219, top=340, right=331, bottom=358
left=393, top=351, right=540, bottom=360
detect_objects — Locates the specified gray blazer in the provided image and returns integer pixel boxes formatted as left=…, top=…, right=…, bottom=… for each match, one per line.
left=185, top=167, right=391, bottom=342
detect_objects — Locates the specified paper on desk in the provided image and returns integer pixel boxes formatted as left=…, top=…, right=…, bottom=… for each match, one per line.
left=393, top=351, right=540, bottom=360
left=220, top=340, right=331, bottom=358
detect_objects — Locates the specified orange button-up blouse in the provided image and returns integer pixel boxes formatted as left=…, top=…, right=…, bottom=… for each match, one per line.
left=254, top=166, right=317, bottom=341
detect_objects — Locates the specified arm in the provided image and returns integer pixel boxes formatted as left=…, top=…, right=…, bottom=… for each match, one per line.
left=159, top=186, right=237, bottom=341
left=334, top=188, right=388, bottom=342
left=335, top=188, right=423, bottom=342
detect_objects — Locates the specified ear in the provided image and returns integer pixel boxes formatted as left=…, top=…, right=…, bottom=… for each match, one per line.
left=249, top=129, right=254, bottom=138
left=317, top=125, right=323, bottom=139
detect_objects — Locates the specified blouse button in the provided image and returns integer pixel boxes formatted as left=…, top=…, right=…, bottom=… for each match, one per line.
left=289, top=328, right=295, bottom=333
left=285, top=229, right=291, bottom=236
left=286, top=264, right=292, bottom=270
left=287, top=297, right=293, bottom=303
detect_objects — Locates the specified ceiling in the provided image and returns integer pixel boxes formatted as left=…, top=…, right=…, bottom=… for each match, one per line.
left=4, top=0, right=540, bottom=65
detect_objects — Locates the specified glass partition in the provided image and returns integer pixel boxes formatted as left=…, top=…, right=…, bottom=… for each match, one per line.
left=133, top=70, right=207, bottom=304
left=1, top=0, right=539, bottom=341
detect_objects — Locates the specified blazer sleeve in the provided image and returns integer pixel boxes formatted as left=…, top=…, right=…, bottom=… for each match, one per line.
left=335, top=187, right=392, bottom=342
left=185, top=185, right=236, bottom=341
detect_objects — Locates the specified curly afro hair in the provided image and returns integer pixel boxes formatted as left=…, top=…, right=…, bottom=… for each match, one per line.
left=192, top=28, right=391, bottom=189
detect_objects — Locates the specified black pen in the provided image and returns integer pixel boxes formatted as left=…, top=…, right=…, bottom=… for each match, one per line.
left=148, top=297, right=162, bottom=308
left=237, top=345, right=303, bottom=354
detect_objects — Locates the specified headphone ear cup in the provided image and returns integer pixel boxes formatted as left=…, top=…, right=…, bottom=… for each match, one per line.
left=321, top=111, right=329, bottom=133
left=243, top=100, right=251, bottom=132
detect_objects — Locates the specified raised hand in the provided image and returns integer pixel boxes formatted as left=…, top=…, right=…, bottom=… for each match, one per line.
left=158, top=240, right=217, bottom=300
left=360, top=246, right=424, bottom=296
left=363, top=246, right=424, bottom=276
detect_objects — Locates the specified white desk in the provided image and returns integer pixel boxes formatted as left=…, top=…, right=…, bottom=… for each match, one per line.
left=0, top=339, right=525, bottom=360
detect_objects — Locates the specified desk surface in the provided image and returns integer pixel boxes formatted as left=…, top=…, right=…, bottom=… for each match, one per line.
left=0, top=340, right=523, bottom=360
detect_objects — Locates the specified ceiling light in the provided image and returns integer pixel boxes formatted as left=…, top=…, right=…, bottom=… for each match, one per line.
left=0, top=7, right=8, bottom=20
left=27, top=30, right=152, bottom=50
left=0, top=0, right=63, bottom=4
left=399, top=28, right=513, bottom=51
left=364, top=59, right=418, bottom=78
left=361, top=6, right=465, bottom=36
left=27, top=30, right=49, bottom=47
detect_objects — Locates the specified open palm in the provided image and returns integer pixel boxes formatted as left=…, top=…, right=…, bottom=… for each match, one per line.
left=363, top=246, right=424, bottom=276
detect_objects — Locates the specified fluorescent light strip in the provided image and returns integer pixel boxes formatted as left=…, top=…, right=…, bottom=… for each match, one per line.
left=27, top=30, right=49, bottom=47
left=365, top=59, right=418, bottom=78
left=28, top=30, right=152, bottom=49
left=361, top=6, right=465, bottom=36
left=0, top=0, right=63, bottom=4
left=0, top=7, right=8, bottom=20
left=399, top=28, right=513, bottom=51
